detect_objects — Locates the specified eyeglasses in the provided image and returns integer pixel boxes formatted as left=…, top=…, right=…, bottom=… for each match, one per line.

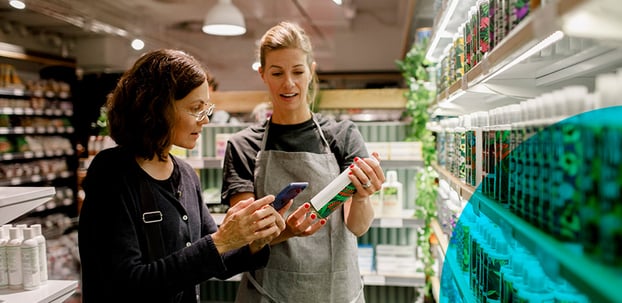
left=187, top=103, right=215, bottom=122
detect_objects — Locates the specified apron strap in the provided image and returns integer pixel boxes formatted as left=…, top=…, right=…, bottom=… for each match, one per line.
left=244, top=271, right=279, bottom=303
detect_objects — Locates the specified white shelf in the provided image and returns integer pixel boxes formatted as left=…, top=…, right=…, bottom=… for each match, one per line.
left=0, top=280, right=78, bottom=303
left=0, top=187, right=55, bottom=224
left=0, top=187, right=78, bottom=303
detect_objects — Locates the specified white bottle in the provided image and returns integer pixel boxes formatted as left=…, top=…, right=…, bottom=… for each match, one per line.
left=7, top=227, right=23, bottom=289
left=0, top=226, right=10, bottom=289
left=369, top=190, right=383, bottom=218
left=30, top=224, right=48, bottom=284
left=21, top=227, right=40, bottom=290
left=381, top=170, right=403, bottom=217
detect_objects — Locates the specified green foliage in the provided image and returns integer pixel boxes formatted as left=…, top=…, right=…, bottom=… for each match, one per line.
left=395, top=41, right=439, bottom=295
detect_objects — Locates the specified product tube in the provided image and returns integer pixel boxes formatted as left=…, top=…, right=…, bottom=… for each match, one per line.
left=310, top=167, right=356, bottom=219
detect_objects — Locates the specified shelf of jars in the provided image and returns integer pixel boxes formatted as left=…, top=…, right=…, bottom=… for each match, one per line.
left=432, top=162, right=621, bottom=303
left=431, top=217, right=476, bottom=303
left=0, top=187, right=78, bottom=303
left=428, top=0, right=622, bottom=116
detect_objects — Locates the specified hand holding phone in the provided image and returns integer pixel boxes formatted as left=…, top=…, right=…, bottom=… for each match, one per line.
left=272, top=182, right=309, bottom=210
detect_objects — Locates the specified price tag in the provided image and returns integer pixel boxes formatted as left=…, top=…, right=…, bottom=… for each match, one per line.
left=10, top=177, right=20, bottom=185
left=2, top=153, right=13, bottom=160
left=31, top=175, right=42, bottom=183
left=23, top=151, right=34, bottom=158
left=14, top=127, right=24, bottom=134
left=24, top=126, right=35, bottom=134
left=24, top=108, right=33, bottom=115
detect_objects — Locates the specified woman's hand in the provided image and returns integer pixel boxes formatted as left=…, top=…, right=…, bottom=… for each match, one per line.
left=270, top=202, right=326, bottom=244
left=212, top=195, right=286, bottom=254
left=344, top=152, right=385, bottom=236
left=349, top=152, right=385, bottom=197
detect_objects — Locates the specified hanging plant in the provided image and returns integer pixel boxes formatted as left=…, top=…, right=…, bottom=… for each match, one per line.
left=395, top=40, right=439, bottom=294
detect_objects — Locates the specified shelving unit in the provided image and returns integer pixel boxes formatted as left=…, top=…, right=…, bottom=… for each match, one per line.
left=0, top=42, right=79, bottom=217
left=429, top=0, right=622, bottom=116
left=427, top=0, right=622, bottom=302
left=0, top=187, right=78, bottom=303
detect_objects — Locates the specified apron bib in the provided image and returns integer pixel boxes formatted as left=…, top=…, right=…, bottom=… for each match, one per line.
left=235, top=116, right=364, bottom=303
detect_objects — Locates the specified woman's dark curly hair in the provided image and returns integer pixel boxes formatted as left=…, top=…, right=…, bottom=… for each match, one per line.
left=106, top=49, right=208, bottom=161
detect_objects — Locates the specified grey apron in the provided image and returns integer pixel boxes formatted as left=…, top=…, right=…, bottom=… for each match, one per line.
left=235, top=115, right=364, bottom=303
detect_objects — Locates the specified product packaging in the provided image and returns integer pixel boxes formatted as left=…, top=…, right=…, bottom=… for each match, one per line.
left=310, top=167, right=356, bottom=219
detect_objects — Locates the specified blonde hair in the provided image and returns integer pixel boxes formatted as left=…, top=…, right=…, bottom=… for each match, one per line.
left=258, top=21, right=319, bottom=105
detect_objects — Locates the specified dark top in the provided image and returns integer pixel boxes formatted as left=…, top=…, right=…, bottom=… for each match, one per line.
left=78, top=146, right=270, bottom=303
left=221, top=114, right=369, bottom=204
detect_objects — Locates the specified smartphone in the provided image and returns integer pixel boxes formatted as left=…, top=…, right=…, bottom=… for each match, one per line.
left=272, top=182, right=309, bottom=210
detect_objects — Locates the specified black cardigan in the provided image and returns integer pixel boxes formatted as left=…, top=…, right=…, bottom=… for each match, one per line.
left=78, top=146, right=269, bottom=303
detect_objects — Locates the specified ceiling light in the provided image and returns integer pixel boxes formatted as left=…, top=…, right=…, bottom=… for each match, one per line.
left=9, top=0, right=26, bottom=10
left=202, top=0, right=246, bottom=36
left=131, top=38, right=145, bottom=51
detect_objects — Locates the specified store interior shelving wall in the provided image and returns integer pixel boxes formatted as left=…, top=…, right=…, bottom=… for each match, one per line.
left=426, top=0, right=622, bottom=302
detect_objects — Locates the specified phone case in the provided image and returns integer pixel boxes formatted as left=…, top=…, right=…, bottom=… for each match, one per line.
left=272, top=182, right=309, bottom=210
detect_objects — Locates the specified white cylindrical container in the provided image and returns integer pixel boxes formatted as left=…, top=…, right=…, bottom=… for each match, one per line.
left=21, top=227, right=40, bottom=290
left=7, top=227, right=23, bottom=289
left=381, top=170, right=403, bottom=217
left=30, top=224, right=47, bottom=284
left=310, top=167, right=356, bottom=219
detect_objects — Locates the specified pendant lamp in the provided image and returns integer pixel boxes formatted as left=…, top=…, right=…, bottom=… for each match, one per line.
left=202, top=0, right=246, bottom=36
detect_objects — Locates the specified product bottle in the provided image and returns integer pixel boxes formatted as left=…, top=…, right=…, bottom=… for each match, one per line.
left=310, top=166, right=357, bottom=219
left=30, top=224, right=48, bottom=284
left=0, top=226, right=9, bottom=289
left=6, top=227, right=23, bottom=289
left=381, top=170, right=403, bottom=217
left=21, top=227, right=40, bottom=290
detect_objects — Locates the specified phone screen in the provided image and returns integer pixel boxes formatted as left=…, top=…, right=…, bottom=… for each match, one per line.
left=272, top=182, right=309, bottom=210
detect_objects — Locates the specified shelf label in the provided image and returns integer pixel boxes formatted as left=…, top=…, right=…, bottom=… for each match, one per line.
left=2, top=153, right=13, bottom=160
left=10, top=177, right=20, bottom=185
left=363, top=275, right=386, bottom=285
left=13, top=108, right=24, bottom=115
left=14, top=127, right=24, bottom=134
left=24, top=126, right=35, bottom=133
left=1, top=108, right=12, bottom=114
left=31, top=175, right=42, bottom=183
left=24, top=108, right=34, bottom=115
left=23, top=151, right=34, bottom=158
left=379, top=218, right=403, bottom=228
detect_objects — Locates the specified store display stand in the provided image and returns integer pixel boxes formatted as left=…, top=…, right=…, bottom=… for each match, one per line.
left=0, top=187, right=78, bottom=303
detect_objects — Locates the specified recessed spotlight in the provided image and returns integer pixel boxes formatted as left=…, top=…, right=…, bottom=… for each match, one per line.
left=131, top=38, right=145, bottom=51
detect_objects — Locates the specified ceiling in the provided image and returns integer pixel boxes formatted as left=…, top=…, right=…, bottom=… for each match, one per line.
left=0, top=0, right=434, bottom=90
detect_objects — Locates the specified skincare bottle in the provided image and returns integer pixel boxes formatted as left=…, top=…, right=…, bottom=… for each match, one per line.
left=381, top=170, right=403, bottom=217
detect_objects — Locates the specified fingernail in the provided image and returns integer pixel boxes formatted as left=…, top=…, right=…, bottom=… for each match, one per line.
left=320, top=219, right=326, bottom=225
left=310, top=213, right=316, bottom=220
left=348, top=171, right=353, bottom=175
left=349, top=164, right=355, bottom=169
left=354, top=157, right=360, bottom=162
left=304, top=203, right=310, bottom=209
